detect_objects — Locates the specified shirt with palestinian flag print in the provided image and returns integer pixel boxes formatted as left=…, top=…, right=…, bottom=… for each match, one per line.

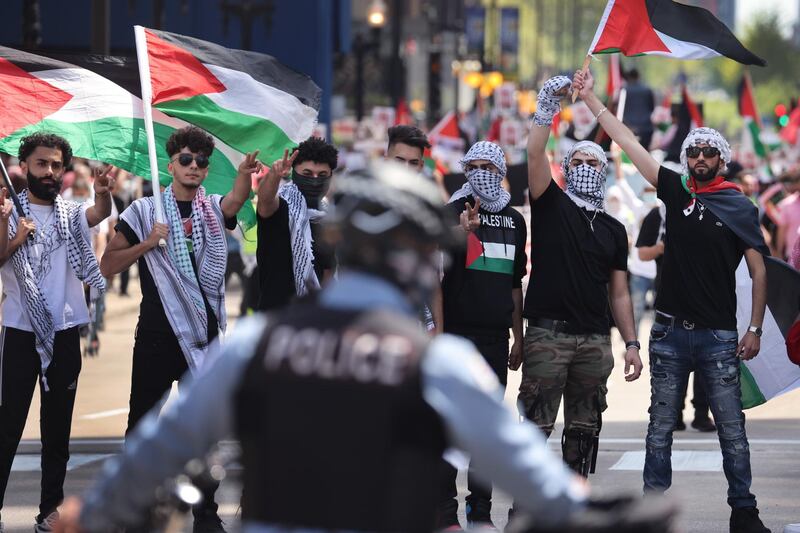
left=442, top=196, right=527, bottom=335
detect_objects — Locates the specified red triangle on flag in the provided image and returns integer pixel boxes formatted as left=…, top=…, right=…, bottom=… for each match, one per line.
left=429, top=111, right=460, bottom=141
left=592, top=0, right=670, bottom=56
left=144, top=29, right=226, bottom=106
left=738, top=72, right=761, bottom=128
left=465, top=232, right=484, bottom=267
left=0, top=57, right=72, bottom=138
left=682, top=84, right=704, bottom=128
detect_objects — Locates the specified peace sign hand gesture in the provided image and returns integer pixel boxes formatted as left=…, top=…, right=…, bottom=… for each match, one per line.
left=238, top=150, right=264, bottom=176
left=267, top=148, right=299, bottom=181
left=459, top=197, right=481, bottom=233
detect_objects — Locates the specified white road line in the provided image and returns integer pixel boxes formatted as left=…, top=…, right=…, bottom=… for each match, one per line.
left=611, top=451, right=723, bottom=471
left=11, top=453, right=112, bottom=472
left=594, top=438, right=800, bottom=445
left=80, top=408, right=129, bottom=420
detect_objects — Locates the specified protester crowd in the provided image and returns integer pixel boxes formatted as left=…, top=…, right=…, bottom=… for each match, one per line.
left=1, top=62, right=797, bottom=533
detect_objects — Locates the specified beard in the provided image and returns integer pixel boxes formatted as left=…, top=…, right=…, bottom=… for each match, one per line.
left=689, top=161, right=720, bottom=182
left=27, top=171, right=61, bottom=201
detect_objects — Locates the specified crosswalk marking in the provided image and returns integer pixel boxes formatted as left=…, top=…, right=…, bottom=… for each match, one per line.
left=11, top=453, right=112, bottom=472
left=611, top=450, right=723, bottom=471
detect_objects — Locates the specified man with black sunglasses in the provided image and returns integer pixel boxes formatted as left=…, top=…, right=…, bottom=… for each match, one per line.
left=100, top=126, right=258, bottom=532
left=573, top=69, right=771, bottom=533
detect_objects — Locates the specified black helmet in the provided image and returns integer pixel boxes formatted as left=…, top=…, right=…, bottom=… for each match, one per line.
left=324, top=161, right=462, bottom=303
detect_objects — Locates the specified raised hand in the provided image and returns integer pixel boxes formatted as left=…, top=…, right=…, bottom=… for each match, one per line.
left=459, top=197, right=481, bottom=233
left=238, top=150, right=264, bottom=176
left=0, top=189, right=12, bottom=220
left=267, top=148, right=299, bottom=180
left=572, top=68, right=595, bottom=101
left=533, top=76, right=572, bottom=126
left=92, top=164, right=115, bottom=195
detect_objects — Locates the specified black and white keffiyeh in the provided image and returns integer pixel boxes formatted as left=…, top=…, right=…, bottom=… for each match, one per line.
left=562, top=141, right=609, bottom=211
left=278, top=180, right=325, bottom=297
left=120, top=187, right=228, bottom=372
left=533, top=76, right=572, bottom=127
left=679, top=127, right=732, bottom=175
left=8, top=191, right=105, bottom=388
left=451, top=141, right=511, bottom=213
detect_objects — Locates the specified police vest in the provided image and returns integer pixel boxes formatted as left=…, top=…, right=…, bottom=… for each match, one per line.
left=234, top=300, right=447, bottom=532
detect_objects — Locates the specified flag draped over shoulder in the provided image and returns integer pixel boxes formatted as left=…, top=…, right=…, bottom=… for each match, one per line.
left=138, top=27, right=320, bottom=169
left=697, top=189, right=800, bottom=408
left=588, top=0, right=766, bottom=66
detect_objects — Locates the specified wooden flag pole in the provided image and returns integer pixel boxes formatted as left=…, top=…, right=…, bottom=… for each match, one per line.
left=134, top=25, right=167, bottom=249
left=572, top=55, right=592, bottom=103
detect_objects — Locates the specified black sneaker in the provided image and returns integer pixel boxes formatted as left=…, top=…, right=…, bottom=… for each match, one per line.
left=730, top=507, right=771, bottom=533
left=193, top=511, right=226, bottom=533
left=691, top=417, right=717, bottom=432
left=466, top=499, right=497, bottom=530
left=675, top=418, right=686, bottom=431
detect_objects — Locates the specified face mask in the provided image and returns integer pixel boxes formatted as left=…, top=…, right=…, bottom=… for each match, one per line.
left=293, top=171, right=331, bottom=209
left=27, top=171, right=61, bottom=201
left=566, top=164, right=605, bottom=208
left=466, top=168, right=503, bottom=202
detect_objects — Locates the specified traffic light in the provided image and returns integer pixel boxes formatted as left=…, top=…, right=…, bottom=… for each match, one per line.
left=775, top=103, right=789, bottom=127
left=428, top=52, right=442, bottom=123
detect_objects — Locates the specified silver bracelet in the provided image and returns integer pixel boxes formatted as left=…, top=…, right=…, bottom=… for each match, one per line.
left=594, top=107, right=607, bottom=120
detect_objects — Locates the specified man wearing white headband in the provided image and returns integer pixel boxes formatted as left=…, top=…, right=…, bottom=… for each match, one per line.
left=517, top=76, right=642, bottom=489
left=438, top=140, right=528, bottom=529
left=573, top=69, right=770, bottom=533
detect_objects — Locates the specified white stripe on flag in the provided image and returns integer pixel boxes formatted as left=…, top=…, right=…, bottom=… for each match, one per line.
left=651, top=30, right=723, bottom=60
left=481, top=242, right=515, bottom=261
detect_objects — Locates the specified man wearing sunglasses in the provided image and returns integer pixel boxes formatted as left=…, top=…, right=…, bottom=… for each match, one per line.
left=573, top=69, right=770, bottom=533
left=100, top=126, right=258, bottom=532
left=437, top=140, right=528, bottom=530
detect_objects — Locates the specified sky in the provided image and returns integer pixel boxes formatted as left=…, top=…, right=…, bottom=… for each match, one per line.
left=737, top=0, right=799, bottom=36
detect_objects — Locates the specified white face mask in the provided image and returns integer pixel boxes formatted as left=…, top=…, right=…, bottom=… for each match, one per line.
left=566, top=164, right=605, bottom=209
left=466, top=168, right=503, bottom=202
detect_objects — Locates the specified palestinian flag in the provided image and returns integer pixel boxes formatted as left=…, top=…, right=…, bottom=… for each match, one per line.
left=137, top=26, right=320, bottom=170
left=587, top=0, right=766, bottom=66
left=681, top=84, right=703, bottom=128
left=737, top=73, right=767, bottom=158
left=735, top=258, right=800, bottom=408
left=429, top=111, right=464, bottom=150
left=465, top=231, right=515, bottom=275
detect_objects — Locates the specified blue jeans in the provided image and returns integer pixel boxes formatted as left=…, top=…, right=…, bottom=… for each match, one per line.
left=643, top=316, right=756, bottom=509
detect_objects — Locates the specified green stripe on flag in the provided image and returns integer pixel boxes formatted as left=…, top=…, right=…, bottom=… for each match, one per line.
left=746, top=119, right=767, bottom=158
left=466, top=256, right=514, bottom=275
left=155, top=94, right=298, bottom=164
left=740, top=362, right=767, bottom=409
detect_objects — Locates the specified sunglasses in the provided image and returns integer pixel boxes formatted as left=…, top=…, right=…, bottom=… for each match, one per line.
left=465, top=163, right=498, bottom=172
left=685, top=146, right=720, bottom=159
left=172, top=153, right=210, bottom=169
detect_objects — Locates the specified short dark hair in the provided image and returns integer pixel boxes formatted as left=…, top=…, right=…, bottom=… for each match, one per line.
left=387, top=125, right=431, bottom=152
left=18, top=133, right=73, bottom=167
left=293, top=137, right=338, bottom=171
left=166, top=126, right=215, bottom=158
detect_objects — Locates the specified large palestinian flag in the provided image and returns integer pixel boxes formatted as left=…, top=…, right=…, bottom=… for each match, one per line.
left=136, top=26, right=320, bottom=169
left=735, top=258, right=800, bottom=408
left=587, top=0, right=766, bottom=66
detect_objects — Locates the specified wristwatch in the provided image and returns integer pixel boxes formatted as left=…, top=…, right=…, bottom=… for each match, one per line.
left=748, top=325, right=763, bottom=337
left=625, top=340, right=641, bottom=350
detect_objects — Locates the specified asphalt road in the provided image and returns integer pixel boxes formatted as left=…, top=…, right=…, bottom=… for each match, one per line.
left=3, top=276, right=799, bottom=532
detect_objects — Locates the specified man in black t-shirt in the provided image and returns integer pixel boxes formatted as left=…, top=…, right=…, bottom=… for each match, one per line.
left=520, top=76, right=643, bottom=480
left=574, top=68, right=770, bottom=533
left=436, top=141, right=528, bottom=529
left=101, top=126, right=256, bottom=532
left=255, top=137, right=338, bottom=311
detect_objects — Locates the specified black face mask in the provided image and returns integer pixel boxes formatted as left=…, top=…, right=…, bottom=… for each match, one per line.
left=27, top=171, right=61, bottom=201
left=293, top=171, right=331, bottom=209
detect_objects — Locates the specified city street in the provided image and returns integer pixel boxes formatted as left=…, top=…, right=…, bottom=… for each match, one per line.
left=3, top=276, right=799, bottom=532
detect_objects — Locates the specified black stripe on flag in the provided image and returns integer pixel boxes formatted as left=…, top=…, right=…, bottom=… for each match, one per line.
left=644, top=0, right=767, bottom=66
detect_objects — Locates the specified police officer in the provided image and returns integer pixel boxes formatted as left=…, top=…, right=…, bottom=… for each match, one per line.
left=57, top=163, right=674, bottom=533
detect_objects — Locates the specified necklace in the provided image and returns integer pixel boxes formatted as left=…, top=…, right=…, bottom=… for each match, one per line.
left=29, top=208, right=54, bottom=233
left=580, top=208, right=599, bottom=231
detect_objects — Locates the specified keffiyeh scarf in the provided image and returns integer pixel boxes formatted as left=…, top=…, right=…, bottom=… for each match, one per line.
left=533, top=75, right=572, bottom=127
left=562, top=141, right=609, bottom=211
left=679, top=127, right=732, bottom=176
left=9, top=191, right=105, bottom=388
left=278, top=180, right=325, bottom=297
left=451, top=141, right=511, bottom=213
left=120, top=186, right=227, bottom=372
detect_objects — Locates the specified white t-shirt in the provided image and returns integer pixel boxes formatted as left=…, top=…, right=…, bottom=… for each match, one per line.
left=0, top=203, right=92, bottom=332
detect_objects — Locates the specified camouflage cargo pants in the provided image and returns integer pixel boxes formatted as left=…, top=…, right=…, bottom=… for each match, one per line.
left=518, top=326, right=614, bottom=437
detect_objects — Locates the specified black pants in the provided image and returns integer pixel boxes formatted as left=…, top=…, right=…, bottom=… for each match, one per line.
left=439, top=332, right=509, bottom=521
left=679, top=371, right=711, bottom=420
left=126, top=328, right=218, bottom=516
left=0, top=326, right=81, bottom=521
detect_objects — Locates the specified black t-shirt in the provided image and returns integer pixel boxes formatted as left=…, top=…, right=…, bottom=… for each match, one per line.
left=116, top=200, right=237, bottom=342
left=523, top=181, right=628, bottom=334
left=655, top=167, right=749, bottom=329
left=441, top=196, right=527, bottom=335
left=256, top=197, right=336, bottom=311
left=635, top=206, right=664, bottom=290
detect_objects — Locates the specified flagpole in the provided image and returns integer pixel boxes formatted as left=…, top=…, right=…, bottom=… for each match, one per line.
left=0, top=155, right=27, bottom=219
left=134, top=25, right=167, bottom=249
left=572, top=55, right=592, bottom=103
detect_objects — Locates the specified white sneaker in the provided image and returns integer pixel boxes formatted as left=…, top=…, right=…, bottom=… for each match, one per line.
left=34, top=511, right=59, bottom=533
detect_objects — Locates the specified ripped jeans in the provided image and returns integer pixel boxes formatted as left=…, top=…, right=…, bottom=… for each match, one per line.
left=643, top=318, right=756, bottom=508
